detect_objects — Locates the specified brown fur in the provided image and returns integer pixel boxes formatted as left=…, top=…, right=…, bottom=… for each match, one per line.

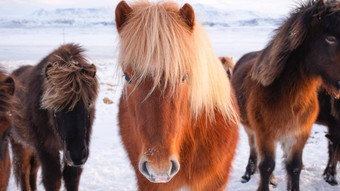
left=42, top=46, right=97, bottom=111
left=0, top=68, right=15, bottom=191
left=232, top=1, right=340, bottom=190
left=116, top=1, right=239, bottom=190
left=10, top=44, right=98, bottom=191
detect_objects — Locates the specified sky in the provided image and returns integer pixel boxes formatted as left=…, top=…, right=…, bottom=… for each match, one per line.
left=0, top=0, right=298, bottom=18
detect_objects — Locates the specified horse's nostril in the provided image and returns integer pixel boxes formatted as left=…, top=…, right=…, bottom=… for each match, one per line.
left=82, top=148, right=87, bottom=159
left=142, top=161, right=150, bottom=176
left=337, top=81, right=340, bottom=90
left=170, top=159, right=180, bottom=177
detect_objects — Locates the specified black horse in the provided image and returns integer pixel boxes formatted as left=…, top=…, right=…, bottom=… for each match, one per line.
left=316, top=89, right=340, bottom=185
left=10, top=44, right=98, bottom=191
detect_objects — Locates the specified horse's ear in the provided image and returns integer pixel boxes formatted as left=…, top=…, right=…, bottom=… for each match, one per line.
left=314, top=0, right=327, bottom=20
left=219, top=57, right=227, bottom=65
left=179, top=3, right=195, bottom=30
left=82, top=64, right=96, bottom=78
left=251, top=13, right=308, bottom=86
left=316, top=0, right=326, bottom=10
left=3, top=77, right=15, bottom=96
left=45, top=63, right=54, bottom=79
left=115, top=1, right=132, bottom=33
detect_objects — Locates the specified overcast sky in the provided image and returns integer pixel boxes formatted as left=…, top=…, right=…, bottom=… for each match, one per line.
left=0, top=0, right=299, bottom=18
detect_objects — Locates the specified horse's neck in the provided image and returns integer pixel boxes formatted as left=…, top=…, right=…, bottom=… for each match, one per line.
left=188, top=111, right=226, bottom=138
left=274, top=58, right=321, bottom=103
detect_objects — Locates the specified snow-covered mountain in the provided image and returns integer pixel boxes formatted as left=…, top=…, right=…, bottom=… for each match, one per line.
left=0, top=4, right=284, bottom=28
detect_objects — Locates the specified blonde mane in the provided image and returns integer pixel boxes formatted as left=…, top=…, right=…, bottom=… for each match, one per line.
left=118, top=1, right=238, bottom=121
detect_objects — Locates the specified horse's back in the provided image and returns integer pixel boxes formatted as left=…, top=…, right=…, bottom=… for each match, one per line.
left=11, top=65, right=34, bottom=82
left=232, top=51, right=260, bottom=125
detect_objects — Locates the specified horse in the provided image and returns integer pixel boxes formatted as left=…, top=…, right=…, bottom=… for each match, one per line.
left=316, top=89, right=340, bottom=185
left=115, top=1, right=239, bottom=190
left=231, top=0, right=340, bottom=190
left=0, top=69, right=15, bottom=191
left=219, top=56, right=235, bottom=79
left=10, top=43, right=98, bottom=191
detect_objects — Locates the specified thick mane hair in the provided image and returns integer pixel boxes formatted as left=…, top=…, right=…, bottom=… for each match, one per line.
left=251, top=0, right=340, bottom=86
left=118, top=1, right=238, bottom=121
left=41, top=44, right=98, bottom=111
left=0, top=69, right=14, bottom=119
left=0, top=72, right=12, bottom=118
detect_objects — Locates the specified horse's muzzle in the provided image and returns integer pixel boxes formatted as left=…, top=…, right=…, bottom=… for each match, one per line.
left=138, top=155, right=180, bottom=183
left=64, top=147, right=88, bottom=167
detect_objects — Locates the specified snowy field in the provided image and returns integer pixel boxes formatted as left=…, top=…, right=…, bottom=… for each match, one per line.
left=1, top=26, right=340, bottom=191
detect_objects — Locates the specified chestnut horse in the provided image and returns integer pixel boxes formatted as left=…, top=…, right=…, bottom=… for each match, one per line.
left=116, top=1, right=239, bottom=190
left=231, top=0, right=340, bottom=191
left=316, top=89, right=340, bottom=185
left=0, top=69, right=14, bottom=191
left=10, top=44, right=98, bottom=191
left=219, top=56, right=234, bottom=79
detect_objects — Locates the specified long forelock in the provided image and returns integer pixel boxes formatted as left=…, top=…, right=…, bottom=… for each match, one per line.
left=118, top=1, right=238, bottom=122
left=41, top=59, right=98, bottom=112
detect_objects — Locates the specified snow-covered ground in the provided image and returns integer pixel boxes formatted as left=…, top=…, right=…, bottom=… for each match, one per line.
left=1, top=25, right=339, bottom=191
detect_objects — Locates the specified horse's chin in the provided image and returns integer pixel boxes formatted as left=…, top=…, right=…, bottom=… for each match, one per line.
left=147, top=175, right=172, bottom=183
left=63, top=149, right=84, bottom=168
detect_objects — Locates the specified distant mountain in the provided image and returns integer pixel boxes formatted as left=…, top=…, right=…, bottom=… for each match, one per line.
left=0, top=4, right=284, bottom=28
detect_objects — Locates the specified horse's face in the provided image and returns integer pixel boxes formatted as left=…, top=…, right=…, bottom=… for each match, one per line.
left=53, top=101, right=93, bottom=167
left=0, top=121, right=11, bottom=182
left=124, top=74, right=189, bottom=183
left=0, top=76, right=14, bottom=156
left=219, top=56, right=234, bottom=79
left=0, top=76, right=14, bottom=187
left=306, top=12, right=340, bottom=95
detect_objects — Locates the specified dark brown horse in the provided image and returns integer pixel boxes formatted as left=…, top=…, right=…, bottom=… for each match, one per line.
left=232, top=0, right=340, bottom=190
left=316, top=89, right=340, bottom=185
left=116, top=1, right=239, bottom=190
left=10, top=44, right=98, bottom=191
left=0, top=69, right=14, bottom=191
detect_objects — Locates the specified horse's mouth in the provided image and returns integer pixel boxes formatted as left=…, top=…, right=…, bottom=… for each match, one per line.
left=63, top=149, right=84, bottom=168
left=148, top=174, right=171, bottom=183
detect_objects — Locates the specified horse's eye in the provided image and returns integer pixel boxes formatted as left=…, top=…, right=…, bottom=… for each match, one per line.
left=3, top=135, right=9, bottom=143
left=182, top=74, right=188, bottom=83
left=325, top=36, right=336, bottom=45
left=124, top=73, right=132, bottom=84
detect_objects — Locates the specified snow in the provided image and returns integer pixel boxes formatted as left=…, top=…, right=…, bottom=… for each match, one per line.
left=1, top=17, right=339, bottom=191
left=0, top=3, right=284, bottom=28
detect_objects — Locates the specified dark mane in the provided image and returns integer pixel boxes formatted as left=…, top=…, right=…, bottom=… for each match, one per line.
left=41, top=44, right=98, bottom=111
left=0, top=69, right=14, bottom=119
left=252, top=0, right=340, bottom=86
